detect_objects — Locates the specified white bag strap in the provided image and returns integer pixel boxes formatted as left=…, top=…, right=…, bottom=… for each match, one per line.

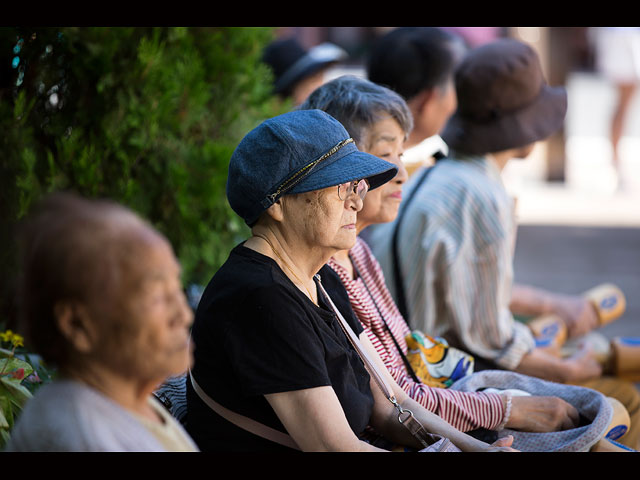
left=315, top=274, right=438, bottom=449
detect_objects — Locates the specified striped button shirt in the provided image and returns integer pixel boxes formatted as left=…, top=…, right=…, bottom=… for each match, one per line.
left=367, top=154, right=536, bottom=371
left=327, top=237, right=506, bottom=432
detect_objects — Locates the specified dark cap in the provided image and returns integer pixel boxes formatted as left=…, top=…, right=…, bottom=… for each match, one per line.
left=441, top=38, right=567, bottom=155
left=227, top=109, right=398, bottom=226
left=262, top=37, right=347, bottom=96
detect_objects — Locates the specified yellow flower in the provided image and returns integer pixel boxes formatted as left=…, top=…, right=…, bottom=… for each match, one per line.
left=0, top=330, right=24, bottom=348
left=0, top=330, right=11, bottom=343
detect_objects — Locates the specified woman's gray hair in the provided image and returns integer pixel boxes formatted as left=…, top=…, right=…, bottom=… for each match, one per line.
left=298, top=75, right=413, bottom=149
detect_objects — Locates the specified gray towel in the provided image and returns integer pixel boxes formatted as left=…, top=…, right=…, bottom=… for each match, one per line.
left=451, top=370, right=613, bottom=452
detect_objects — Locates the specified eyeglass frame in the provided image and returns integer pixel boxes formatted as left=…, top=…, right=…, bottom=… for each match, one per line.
left=337, top=178, right=369, bottom=201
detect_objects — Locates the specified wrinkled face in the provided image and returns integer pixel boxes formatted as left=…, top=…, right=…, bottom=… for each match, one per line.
left=357, top=115, right=408, bottom=230
left=88, top=230, right=194, bottom=385
left=281, top=182, right=364, bottom=254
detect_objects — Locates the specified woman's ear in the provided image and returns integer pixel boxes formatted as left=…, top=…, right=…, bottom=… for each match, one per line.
left=264, top=198, right=285, bottom=223
left=54, top=301, right=98, bottom=354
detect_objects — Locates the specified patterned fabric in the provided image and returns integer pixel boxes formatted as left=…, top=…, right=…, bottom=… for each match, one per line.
left=404, top=331, right=474, bottom=388
left=451, top=370, right=613, bottom=452
left=368, top=155, right=537, bottom=370
left=154, top=374, right=188, bottom=426
left=327, top=238, right=506, bottom=432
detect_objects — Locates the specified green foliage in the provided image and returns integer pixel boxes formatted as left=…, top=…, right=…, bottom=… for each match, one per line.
left=0, top=27, right=288, bottom=322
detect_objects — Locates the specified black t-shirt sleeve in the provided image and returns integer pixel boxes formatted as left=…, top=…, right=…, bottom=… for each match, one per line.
left=222, top=284, right=333, bottom=397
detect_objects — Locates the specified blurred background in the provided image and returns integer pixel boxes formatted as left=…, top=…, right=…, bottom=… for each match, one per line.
left=1, top=26, right=638, bottom=339
left=275, top=27, right=640, bottom=341
left=279, top=26, right=640, bottom=226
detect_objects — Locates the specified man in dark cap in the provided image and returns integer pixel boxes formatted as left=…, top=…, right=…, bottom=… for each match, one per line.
left=262, top=36, right=347, bottom=106
left=367, top=38, right=640, bottom=450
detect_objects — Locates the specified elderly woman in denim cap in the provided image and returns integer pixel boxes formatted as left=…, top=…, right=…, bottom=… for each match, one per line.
left=186, top=109, right=516, bottom=452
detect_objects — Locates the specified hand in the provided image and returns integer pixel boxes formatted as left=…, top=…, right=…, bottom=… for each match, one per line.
left=549, top=294, right=599, bottom=338
left=507, top=396, right=580, bottom=432
left=485, top=435, right=519, bottom=452
left=563, top=341, right=603, bottom=383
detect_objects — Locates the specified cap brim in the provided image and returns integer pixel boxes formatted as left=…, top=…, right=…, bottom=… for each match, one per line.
left=289, top=147, right=398, bottom=195
left=275, top=43, right=347, bottom=94
left=441, top=85, right=567, bottom=156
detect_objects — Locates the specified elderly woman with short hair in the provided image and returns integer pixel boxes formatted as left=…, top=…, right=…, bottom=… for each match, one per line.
left=6, top=193, right=198, bottom=451
left=186, top=108, right=516, bottom=452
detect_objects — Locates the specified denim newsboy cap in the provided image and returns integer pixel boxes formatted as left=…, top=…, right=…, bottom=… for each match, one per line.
left=227, top=109, right=398, bottom=226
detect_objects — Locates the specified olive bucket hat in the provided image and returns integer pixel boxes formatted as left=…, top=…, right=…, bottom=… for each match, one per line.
left=227, top=109, right=399, bottom=226
left=441, top=38, right=568, bottom=156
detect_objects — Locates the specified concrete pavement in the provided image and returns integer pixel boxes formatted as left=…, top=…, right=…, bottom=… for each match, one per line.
left=513, top=224, right=640, bottom=339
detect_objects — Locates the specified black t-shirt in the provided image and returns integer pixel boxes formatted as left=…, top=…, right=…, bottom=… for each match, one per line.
left=186, top=243, right=374, bottom=452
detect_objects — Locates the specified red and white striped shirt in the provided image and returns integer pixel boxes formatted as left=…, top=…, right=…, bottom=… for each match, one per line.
left=328, top=237, right=506, bottom=432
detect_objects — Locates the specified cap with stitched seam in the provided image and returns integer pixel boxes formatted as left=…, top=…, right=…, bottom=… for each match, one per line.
left=227, top=109, right=398, bottom=226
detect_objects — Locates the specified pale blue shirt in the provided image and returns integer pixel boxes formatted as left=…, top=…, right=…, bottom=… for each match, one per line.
left=367, top=154, right=536, bottom=370
left=5, top=379, right=198, bottom=452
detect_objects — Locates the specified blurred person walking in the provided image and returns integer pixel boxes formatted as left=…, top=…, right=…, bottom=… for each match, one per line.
left=592, top=26, right=640, bottom=190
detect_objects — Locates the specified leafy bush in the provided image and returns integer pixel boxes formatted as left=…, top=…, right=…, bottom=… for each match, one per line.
left=0, top=27, right=289, bottom=325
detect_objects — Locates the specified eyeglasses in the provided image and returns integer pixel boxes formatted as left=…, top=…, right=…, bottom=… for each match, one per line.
left=337, top=179, right=369, bottom=201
